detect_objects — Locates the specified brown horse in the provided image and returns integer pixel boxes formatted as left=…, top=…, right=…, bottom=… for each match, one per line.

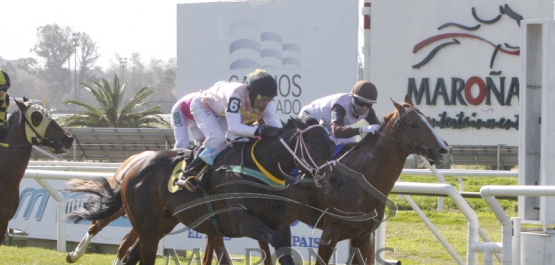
left=66, top=150, right=231, bottom=265
left=66, top=116, right=338, bottom=265
left=65, top=152, right=149, bottom=263
left=206, top=96, right=451, bottom=264
left=0, top=99, right=73, bottom=245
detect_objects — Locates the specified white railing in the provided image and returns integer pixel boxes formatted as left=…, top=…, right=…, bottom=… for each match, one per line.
left=21, top=162, right=549, bottom=265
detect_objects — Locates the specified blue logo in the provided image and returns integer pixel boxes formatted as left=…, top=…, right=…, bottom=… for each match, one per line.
left=229, top=20, right=301, bottom=70
left=14, top=188, right=50, bottom=221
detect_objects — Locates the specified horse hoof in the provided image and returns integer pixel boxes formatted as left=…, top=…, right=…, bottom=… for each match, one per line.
left=184, top=176, right=198, bottom=192
left=66, top=253, right=76, bottom=263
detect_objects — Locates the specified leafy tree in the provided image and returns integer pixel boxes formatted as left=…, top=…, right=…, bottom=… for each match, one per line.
left=77, top=33, right=100, bottom=87
left=30, top=24, right=73, bottom=100
left=58, top=75, right=169, bottom=128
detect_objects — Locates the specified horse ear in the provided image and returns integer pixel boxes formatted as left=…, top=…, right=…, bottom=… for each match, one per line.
left=391, top=98, right=405, bottom=116
left=404, top=95, right=414, bottom=106
left=15, top=98, right=26, bottom=111
left=23, top=97, right=29, bottom=102
left=291, top=117, right=307, bottom=130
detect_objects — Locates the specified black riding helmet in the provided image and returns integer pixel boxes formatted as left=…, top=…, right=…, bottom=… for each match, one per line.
left=0, top=70, right=10, bottom=92
left=247, top=69, right=278, bottom=101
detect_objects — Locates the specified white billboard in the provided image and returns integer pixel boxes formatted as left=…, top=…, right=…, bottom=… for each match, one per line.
left=176, top=0, right=360, bottom=121
left=370, top=0, right=553, bottom=146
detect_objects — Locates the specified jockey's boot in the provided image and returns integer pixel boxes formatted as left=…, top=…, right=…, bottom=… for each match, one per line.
left=175, top=148, right=207, bottom=191
left=183, top=151, right=207, bottom=179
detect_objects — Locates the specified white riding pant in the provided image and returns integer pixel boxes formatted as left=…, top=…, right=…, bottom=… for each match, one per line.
left=189, top=96, right=228, bottom=149
left=170, top=103, right=205, bottom=149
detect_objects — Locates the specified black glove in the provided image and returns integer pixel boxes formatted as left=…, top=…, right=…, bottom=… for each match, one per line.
left=255, top=125, right=283, bottom=138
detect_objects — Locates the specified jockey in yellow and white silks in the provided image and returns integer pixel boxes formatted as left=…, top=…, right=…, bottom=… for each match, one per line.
left=0, top=70, right=11, bottom=134
left=183, top=69, right=283, bottom=177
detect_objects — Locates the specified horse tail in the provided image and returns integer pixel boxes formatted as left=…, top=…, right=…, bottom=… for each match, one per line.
left=66, top=177, right=123, bottom=223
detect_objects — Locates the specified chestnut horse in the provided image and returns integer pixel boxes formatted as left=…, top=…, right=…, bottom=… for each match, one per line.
left=65, top=152, right=148, bottom=264
left=66, top=116, right=338, bottom=265
left=263, top=96, right=450, bottom=264
left=205, top=96, right=451, bottom=265
left=66, top=150, right=232, bottom=265
left=0, top=99, right=73, bottom=245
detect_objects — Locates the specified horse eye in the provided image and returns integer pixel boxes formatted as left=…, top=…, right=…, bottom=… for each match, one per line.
left=31, top=112, right=43, bottom=127
left=410, top=122, right=419, bottom=129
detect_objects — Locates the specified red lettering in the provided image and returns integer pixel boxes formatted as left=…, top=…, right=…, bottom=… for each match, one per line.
left=464, top=76, right=486, bottom=105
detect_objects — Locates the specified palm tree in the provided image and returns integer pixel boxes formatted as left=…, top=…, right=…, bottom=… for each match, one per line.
left=58, top=74, right=169, bottom=128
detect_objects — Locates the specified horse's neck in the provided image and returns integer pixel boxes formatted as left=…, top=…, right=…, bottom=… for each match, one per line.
left=0, top=122, right=33, bottom=178
left=252, top=139, right=295, bottom=173
left=346, top=134, right=410, bottom=195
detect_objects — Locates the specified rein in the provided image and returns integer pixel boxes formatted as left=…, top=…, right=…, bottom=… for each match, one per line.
left=279, top=124, right=336, bottom=178
left=376, top=107, right=431, bottom=156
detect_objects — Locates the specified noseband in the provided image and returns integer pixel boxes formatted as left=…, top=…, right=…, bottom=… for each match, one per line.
left=380, top=107, right=431, bottom=156
left=280, top=124, right=336, bottom=178
left=19, top=104, right=56, bottom=150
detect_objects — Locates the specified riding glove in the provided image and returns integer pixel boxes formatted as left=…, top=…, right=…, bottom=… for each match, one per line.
left=255, top=124, right=283, bottom=138
left=360, top=125, right=381, bottom=135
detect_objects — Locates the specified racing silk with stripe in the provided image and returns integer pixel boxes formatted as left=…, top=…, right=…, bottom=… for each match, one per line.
left=199, top=82, right=282, bottom=137
left=0, top=93, right=9, bottom=125
left=300, top=93, right=379, bottom=142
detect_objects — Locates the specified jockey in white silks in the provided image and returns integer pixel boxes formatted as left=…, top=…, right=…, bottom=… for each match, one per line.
left=299, top=80, right=382, bottom=146
left=170, top=92, right=205, bottom=149
left=183, top=69, right=283, bottom=178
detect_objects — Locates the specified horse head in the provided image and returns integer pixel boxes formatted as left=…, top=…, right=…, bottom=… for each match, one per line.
left=383, top=95, right=451, bottom=165
left=280, top=116, right=338, bottom=189
left=15, top=98, right=73, bottom=154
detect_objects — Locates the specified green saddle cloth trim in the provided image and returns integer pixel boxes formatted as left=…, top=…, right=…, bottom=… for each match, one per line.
left=225, top=166, right=286, bottom=188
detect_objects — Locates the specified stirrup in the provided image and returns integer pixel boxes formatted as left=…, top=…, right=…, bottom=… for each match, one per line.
left=174, top=175, right=198, bottom=192
left=183, top=176, right=198, bottom=192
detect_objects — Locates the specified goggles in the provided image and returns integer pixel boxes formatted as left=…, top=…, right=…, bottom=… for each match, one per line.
left=354, top=97, right=373, bottom=108
left=256, top=94, right=274, bottom=103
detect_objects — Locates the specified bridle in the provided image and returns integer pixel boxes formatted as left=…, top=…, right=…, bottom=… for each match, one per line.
left=19, top=103, right=58, bottom=151
left=377, top=107, right=432, bottom=157
left=280, top=124, right=336, bottom=178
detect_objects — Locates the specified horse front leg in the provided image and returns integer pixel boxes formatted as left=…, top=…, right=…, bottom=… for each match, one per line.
left=316, top=229, right=341, bottom=265
left=204, top=235, right=232, bottom=265
left=237, top=219, right=294, bottom=265
left=350, top=234, right=372, bottom=265
left=0, top=221, right=7, bottom=246
left=257, top=240, right=272, bottom=265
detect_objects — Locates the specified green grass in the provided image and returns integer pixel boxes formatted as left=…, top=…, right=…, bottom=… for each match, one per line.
left=1, top=174, right=531, bottom=264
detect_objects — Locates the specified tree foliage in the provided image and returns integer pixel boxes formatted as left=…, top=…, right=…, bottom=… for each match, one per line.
left=77, top=33, right=100, bottom=85
left=58, top=75, right=169, bottom=128
left=30, top=24, right=73, bottom=103
left=5, top=23, right=176, bottom=115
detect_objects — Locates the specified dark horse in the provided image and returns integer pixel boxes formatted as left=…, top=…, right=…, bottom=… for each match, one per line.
left=206, top=96, right=451, bottom=265
left=66, top=116, right=338, bottom=265
left=0, top=99, right=73, bottom=245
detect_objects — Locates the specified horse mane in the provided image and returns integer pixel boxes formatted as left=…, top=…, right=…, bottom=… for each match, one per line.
left=353, top=102, right=410, bottom=150
left=0, top=109, right=20, bottom=142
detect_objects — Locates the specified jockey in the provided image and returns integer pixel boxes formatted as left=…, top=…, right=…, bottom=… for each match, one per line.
left=183, top=69, right=283, bottom=178
left=299, top=80, right=382, bottom=146
left=170, top=91, right=205, bottom=149
left=0, top=70, right=11, bottom=136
